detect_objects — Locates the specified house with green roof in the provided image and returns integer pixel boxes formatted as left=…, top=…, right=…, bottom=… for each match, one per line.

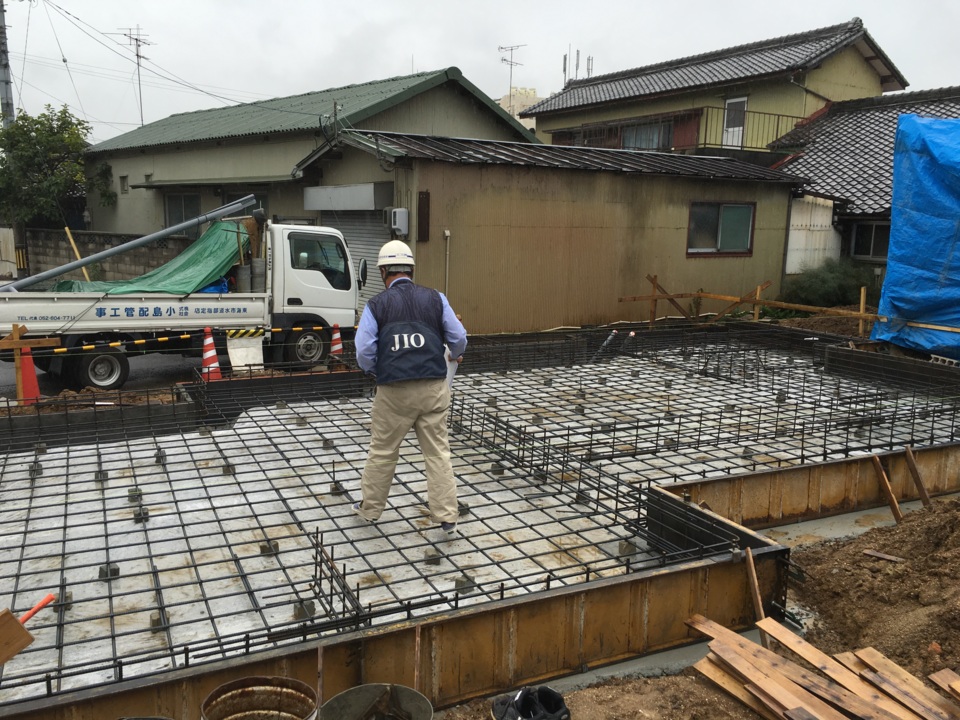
left=85, top=67, right=535, bottom=248
left=521, top=18, right=906, bottom=167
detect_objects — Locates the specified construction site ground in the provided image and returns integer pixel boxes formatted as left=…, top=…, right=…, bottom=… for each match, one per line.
left=439, top=495, right=960, bottom=719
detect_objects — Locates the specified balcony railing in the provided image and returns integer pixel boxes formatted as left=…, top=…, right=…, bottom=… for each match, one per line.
left=676, top=106, right=806, bottom=153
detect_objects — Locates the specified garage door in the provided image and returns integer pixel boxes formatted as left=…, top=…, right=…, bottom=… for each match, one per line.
left=322, top=210, right=391, bottom=310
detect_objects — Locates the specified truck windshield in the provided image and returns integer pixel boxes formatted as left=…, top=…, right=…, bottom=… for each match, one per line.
left=289, top=233, right=351, bottom=291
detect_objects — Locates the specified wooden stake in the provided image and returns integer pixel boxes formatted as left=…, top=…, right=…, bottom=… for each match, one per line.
left=744, top=548, right=770, bottom=649
left=871, top=456, right=903, bottom=523
left=904, top=446, right=931, bottom=507
left=413, top=624, right=422, bottom=693
left=644, top=275, right=692, bottom=319
left=859, top=286, right=867, bottom=337
left=649, top=274, right=658, bottom=328
left=753, top=285, right=762, bottom=322
left=64, top=227, right=91, bottom=281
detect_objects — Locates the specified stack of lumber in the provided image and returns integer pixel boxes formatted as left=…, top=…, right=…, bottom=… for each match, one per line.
left=687, top=614, right=960, bottom=720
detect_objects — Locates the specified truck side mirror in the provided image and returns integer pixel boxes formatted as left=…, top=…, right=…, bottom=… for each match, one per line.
left=358, top=258, right=368, bottom=289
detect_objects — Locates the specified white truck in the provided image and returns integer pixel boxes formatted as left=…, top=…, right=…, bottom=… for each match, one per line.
left=0, top=198, right=367, bottom=390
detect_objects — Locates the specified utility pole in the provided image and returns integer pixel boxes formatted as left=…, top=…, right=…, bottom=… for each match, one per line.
left=0, top=0, right=14, bottom=129
left=498, top=44, right=525, bottom=116
left=118, top=25, right=152, bottom=127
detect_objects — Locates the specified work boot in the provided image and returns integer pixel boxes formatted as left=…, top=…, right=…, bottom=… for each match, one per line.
left=490, top=687, right=546, bottom=720
left=536, top=686, right=570, bottom=719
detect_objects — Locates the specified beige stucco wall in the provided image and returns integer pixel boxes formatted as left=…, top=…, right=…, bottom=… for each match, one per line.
left=87, top=83, right=525, bottom=234
left=408, top=162, right=792, bottom=334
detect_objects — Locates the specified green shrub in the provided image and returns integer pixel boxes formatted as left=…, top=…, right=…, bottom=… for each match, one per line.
left=780, top=258, right=879, bottom=308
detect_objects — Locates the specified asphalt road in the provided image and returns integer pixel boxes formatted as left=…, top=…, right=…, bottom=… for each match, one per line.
left=0, top=351, right=203, bottom=400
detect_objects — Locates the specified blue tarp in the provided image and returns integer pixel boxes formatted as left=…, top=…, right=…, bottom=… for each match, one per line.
left=53, top=221, right=249, bottom=295
left=871, top=115, right=960, bottom=358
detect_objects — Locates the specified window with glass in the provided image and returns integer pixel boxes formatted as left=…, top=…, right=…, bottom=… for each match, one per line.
left=687, top=203, right=754, bottom=254
left=289, top=232, right=351, bottom=290
left=851, top=223, right=890, bottom=260
left=165, top=193, right=202, bottom=239
left=623, top=119, right=674, bottom=151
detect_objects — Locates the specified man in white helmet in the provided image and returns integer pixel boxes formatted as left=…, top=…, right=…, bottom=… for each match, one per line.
left=352, top=240, right=468, bottom=534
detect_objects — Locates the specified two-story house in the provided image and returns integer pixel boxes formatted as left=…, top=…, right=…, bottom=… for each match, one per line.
left=521, top=18, right=907, bottom=168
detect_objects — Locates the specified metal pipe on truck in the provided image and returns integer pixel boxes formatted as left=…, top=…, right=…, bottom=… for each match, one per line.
left=1, top=194, right=258, bottom=292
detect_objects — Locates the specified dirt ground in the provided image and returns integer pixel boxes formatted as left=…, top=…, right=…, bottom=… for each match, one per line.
left=773, top=304, right=877, bottom=338
left=441, top=498, right=960, bottom=720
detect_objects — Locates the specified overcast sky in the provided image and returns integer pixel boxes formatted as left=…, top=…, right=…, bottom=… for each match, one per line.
left=3, top=0, right=958, bottom=144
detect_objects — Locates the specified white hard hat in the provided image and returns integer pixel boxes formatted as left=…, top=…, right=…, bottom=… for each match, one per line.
left=377, top=240, right=415, bottom=267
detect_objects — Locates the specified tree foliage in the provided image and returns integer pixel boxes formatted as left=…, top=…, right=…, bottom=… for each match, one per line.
left=780, top=257, right=880, bottom=307
left=0, top=105, right=115, bottom=229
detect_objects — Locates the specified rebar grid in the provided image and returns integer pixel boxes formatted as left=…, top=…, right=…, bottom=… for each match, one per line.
left=2, top=324, right=958, bottom=707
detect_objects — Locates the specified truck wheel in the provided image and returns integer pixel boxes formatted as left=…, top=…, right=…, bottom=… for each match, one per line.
left=73, top=349, right=130, bottom=390
left=285, top=329, right=329, bottom=367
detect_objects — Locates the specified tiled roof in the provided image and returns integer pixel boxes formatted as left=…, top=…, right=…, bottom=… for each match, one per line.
left=336, top=130, right=806, bottom=184
left=90, top=68, right=534, bottom=154
left=522, top=18, right=906, bottom=117
left=773, top=88, right=960, bottom=216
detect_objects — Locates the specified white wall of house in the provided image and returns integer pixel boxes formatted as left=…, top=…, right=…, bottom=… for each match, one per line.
left=784, top=195, right=841, bottom=275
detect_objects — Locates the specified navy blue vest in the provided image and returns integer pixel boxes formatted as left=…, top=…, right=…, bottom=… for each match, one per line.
left=368, top=280, right=447, bottom=384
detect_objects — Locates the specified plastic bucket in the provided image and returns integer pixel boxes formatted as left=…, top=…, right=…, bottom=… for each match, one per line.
left=251, top=258, right=267, bottom=293
left=201, top=676, right=318, bottom=720
left=319, top=683, right=432, bottom=720
left=236, top=265, right=251, bottom=293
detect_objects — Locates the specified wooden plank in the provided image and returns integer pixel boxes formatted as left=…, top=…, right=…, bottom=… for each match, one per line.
left=645, top=275, right=692, bottom=319
left=0, top=608, right=35, bottom=665
left=704, top=282, right=774, bottom=325
left=929, top=670, right=960, bottom=703
left=856, top=647, right=960, bottom=720
left=709, top=639, right=849, bottom=720
left=863, top=549, right=906, bottom=563
left=694, top=655, right=782, bottom=720
left=689, top=615, right=910, bottom=720
left=745, top=682, right=791, bottom=720
left=904, top=446, right=932, bottom=507
left=871, top=456, right=904, bottom=523
left=835, top=651, right=870, bottom=675
left=755, top=618, right=922, bottom=720
left=785, top=708, right=819, bottom=720
left=744, top=548, right=770, bottom=649
left=862, top=669, right=957, bottom=720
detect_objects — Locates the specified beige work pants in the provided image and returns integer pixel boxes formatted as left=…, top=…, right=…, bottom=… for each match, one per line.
left=357, top=378, right=458, bottom=523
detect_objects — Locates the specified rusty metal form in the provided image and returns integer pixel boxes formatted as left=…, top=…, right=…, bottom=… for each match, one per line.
left=2, top=323, right=959, bottom=718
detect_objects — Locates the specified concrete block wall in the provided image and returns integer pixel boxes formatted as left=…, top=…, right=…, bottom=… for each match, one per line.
left=23, top=229, right=192, bottom=283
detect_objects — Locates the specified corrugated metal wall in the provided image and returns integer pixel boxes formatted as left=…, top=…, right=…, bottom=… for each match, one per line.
left=411, top=163, right=792, bottom=334
left=784, top=195, right=841, bottom=275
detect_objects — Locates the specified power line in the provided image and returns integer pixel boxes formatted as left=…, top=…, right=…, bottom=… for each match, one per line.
left=41, top=0, right=85, bottom=121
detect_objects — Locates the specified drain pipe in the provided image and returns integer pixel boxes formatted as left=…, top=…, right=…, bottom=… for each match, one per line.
left=444, top=229, right=451, bottom=295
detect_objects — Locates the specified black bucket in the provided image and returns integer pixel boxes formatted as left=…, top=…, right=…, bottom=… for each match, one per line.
left=319, top=683, right=432, bottom=720
left=201, top=676, right=318, bottom=720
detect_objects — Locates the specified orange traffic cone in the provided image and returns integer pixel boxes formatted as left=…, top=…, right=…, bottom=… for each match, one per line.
left=201, top=327, right=222, bottom=381
left=18, top=346, right=41, bottom=406
left=330, top=324, right=343, bottom=356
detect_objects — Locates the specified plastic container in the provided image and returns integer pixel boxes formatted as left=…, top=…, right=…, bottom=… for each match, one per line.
left=200, top=676, right=318, bottom=720
left=251, top=258, right=267, bottom=293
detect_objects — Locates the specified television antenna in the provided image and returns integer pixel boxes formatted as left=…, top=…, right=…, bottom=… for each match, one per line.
left=498, top=43, right=525, bottom=115
left=115, top=25, right=152, bottom=126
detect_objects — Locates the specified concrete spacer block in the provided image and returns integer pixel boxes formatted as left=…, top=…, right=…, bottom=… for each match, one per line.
left=222, top=463, right=235, bottom=475
left=490, top=462, right=505, bottom=476
left=260, top=540, right=280, bottom=556
left=322, top=438, right=334, bottom=449
left=134, top=506, right=150, bottom=523
left=329, top=481, right=345, bottom=496
left=457, top=502, right=470, bottom=517
left=276, top=400, right=288, bottom=409
left=128, top=486, right=142, bottom=503
left=454, top=574, right=477, bottom=595
left=424, top=549, right=442, bottom=566
left=99, top=563, right=120, bottom=581
left=150, top=610, right=166, bottom=632
left=95, top=469, right=109, bottom=482
left=35, top=442, right=47, bottom=454
left=199, top=425, right=211, bottom=436
left=296, top=416, right=307, bottom=426
left=60, top=591, right=73, bottom=611
left=487, top=396, right=497, bottom=408
left=293, top=600, right=316, bottom=620
left=154, top=449, right=166, bottom=466
left=29, top=462, right=42, bottom=479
